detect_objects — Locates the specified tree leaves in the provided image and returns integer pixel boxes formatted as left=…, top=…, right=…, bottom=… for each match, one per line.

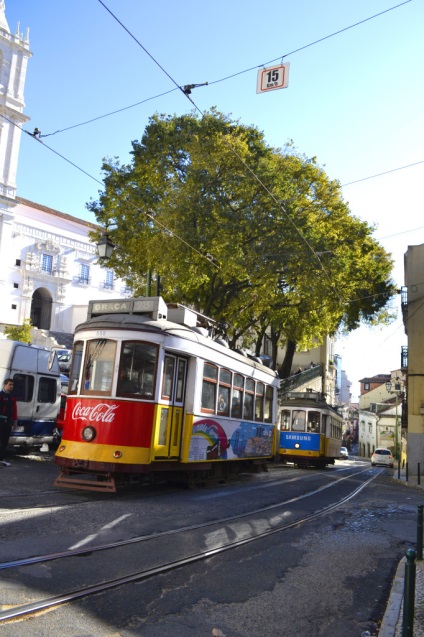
left=88, top=110, right=395, bottom=374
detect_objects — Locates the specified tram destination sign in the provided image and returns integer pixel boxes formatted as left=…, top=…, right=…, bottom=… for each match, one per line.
left=89, top=300, right=133, bottom=317
left=87, top=296, right=168, bottom=320
left=256, top=63, right=290, bottom=93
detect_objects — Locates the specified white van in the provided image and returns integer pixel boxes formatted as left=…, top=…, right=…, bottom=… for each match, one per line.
left=0, top=340, right=61, bottom=450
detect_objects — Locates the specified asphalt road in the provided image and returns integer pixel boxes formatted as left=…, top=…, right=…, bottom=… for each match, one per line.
left=0, top=456, right=421, bottom=637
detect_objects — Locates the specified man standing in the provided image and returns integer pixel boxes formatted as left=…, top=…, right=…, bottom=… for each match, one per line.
left=0, top=378, right=17, bottom=467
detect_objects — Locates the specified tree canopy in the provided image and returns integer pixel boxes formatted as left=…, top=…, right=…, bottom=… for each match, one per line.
left=88, top=109, right=396, bottom=375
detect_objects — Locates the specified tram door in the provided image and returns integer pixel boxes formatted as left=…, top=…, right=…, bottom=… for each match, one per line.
left=153, top=355, right=187, bottom=459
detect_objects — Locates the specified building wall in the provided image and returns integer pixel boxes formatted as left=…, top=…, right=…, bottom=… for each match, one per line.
left=0, top=198, right=129, bottom=338
left=404, top=244, right=424, bottom=474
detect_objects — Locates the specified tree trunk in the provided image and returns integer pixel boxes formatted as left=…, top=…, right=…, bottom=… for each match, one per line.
left=278, top=338, right=297, bottom=378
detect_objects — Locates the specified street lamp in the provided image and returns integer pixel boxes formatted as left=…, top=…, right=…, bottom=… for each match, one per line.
left=96, top=231, right=115, bottom=262
left=95, top=226, right=158, bottom=296
left=385, top=378, right=402, bottom=461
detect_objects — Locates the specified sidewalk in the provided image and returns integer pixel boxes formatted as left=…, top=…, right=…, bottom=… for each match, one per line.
left=379, top=469, right=424, bottom=636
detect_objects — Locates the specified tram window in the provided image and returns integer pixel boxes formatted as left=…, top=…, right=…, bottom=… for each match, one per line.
left=12, top=374, right=34, bottom=402
left=292, top=410, right=306, bottom=431
left=201, top=363, right=218, bottom=413
left=231, top=374, right=244, bottom=419
left=118, top=341, right=158, bottom=399
left=264, top=386, right=273, bottom=423
left=308, top=410, right=320, bottom=432
left=244, top=378, right=254, bottom=421
left=161, top=356, right=175, bottom=400
left=175, top=359, right=187, bottom=402
left=218, top=368, right=231, bottom=416
left=37, top=377, right=57, bottom=403
left=68, top=341, right=83, bottom=395
left=280, top=409, right=290, bottom=430
left=255, top=382, right=264, bottom=421
left=82, top=339, right=116, bottom=396
left=321, top=414, right=328, bottom=434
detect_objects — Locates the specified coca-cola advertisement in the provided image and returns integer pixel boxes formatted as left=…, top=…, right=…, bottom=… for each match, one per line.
left=63, top=397, right=155, bottom=447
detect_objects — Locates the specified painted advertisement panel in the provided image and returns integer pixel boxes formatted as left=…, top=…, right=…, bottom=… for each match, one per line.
left=188, top=417, right=274, bottom=461
left=280, top=431, right=321, bottom=451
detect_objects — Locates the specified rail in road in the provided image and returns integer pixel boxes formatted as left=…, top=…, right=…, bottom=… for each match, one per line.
left=0, top=464, right=382, bottom=624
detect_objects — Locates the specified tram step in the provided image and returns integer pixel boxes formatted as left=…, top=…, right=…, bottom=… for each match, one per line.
left=53, top=469, right=117, bottom=492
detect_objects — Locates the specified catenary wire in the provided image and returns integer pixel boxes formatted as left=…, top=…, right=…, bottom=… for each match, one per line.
left=207, top=0, right=413, bottom=86
left=39, top=88, right=179, bottom=138
left=341, top=159, right=424, bottom=186
left=37, top=0, right=412, bottom=138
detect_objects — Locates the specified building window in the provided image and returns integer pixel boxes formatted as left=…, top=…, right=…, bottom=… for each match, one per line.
left=364, top=382, right=370, bottom=390
left=11, top=304, right=17, bottom=309
left=15, top=259, right=21, bottom=266
left=369, top=423, right=372, bottom=433
left=105, top=270, right=114, bottom=289
left=13, top=283, right=18, bottom=289
left=42, top=253, right=53, bottom=274
left=80, top=264, right=90, bottom=284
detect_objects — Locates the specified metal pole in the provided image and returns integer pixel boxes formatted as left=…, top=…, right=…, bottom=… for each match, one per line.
left=402, top=548, right=416, bottom=637
left=417, top=505, right=423, bottom=561
left=418, top=463, right=421, bottom=486
left=395, top=393, right=399, bottom=460
left=146, top=269, right=152, bottom=297
left=406, top=462, right=409, bottom=482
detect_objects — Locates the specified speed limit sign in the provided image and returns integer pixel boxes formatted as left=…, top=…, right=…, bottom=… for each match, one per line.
left=256, top=63, right=290, bottom=93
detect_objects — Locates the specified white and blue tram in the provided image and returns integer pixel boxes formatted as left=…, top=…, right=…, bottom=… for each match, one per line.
left=277, top=392, right=343, bottom=468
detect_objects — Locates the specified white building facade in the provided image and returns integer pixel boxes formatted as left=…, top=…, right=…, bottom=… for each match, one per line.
left=0, top=4, right=128, bottom=345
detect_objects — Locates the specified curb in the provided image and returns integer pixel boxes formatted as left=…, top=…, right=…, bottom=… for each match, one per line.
left=379, top=557, right=405, bottom=637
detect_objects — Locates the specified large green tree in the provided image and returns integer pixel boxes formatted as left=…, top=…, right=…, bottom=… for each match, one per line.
left=88, top=110, right=395, bottom=376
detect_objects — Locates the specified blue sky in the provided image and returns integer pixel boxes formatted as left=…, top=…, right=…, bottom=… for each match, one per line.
left=5, top=0, right=424, bottom=400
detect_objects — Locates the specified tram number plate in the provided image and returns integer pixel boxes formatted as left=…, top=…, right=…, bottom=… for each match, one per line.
left=73, top=459, right=89, bottom=469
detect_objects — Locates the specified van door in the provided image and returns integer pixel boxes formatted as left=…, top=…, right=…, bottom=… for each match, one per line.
left=10, top=373, right=59, bottom=445
left=34, top=375, right=60, bottom=431
left=153, top=355, right=187, bottom=459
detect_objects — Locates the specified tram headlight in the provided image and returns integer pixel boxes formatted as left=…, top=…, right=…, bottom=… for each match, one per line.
left=82, top=426, right=96, bottom=441
left=294, top=442, right=300, bottom=449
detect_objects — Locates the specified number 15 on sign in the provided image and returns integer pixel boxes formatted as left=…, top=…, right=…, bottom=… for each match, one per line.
left=256, top=63, right=290, bottom=93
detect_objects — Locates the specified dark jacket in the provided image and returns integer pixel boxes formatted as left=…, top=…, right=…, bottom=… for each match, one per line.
left=0, top=389, right=17, bottom=424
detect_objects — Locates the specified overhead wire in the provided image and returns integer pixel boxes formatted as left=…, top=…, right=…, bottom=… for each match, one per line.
left=36, top=0, right=412, bottom=139
left=342, top=159, right=424, bottom=187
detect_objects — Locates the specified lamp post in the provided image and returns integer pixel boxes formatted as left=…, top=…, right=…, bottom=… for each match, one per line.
left=385, top=379, right=402, bottom=461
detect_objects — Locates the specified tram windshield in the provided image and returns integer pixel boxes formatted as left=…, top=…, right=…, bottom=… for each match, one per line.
left=292, top=409, right=306, bottom=431
left=82, top=339, right=116, bottom=396
left=117, top=341, right=158, bottom=398
left=308, top=410, right=321, bottom=433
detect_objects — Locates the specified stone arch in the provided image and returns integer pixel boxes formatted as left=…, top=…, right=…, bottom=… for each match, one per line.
left=30, top=287, right=53, bottom=330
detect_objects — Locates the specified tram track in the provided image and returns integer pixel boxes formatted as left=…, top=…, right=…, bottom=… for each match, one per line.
left=0, top=465, right=381, bottom=623
left=0, top=464, right=372, bottom=570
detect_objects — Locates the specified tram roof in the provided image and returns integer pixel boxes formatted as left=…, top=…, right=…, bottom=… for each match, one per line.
left=75, top=313, right=279, bottom=379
